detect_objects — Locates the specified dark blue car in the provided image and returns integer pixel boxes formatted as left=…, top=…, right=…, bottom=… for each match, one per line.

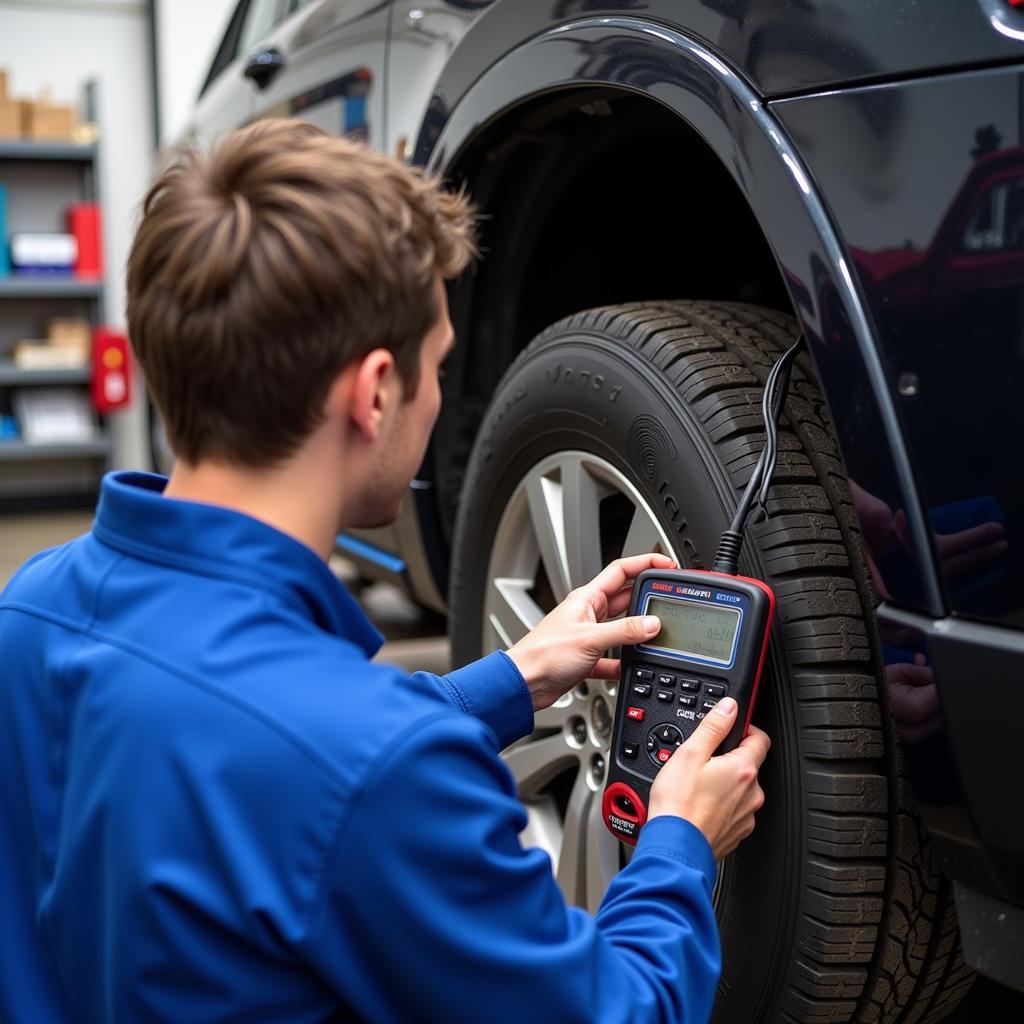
left=188, top=3, right=1024, bottom=1021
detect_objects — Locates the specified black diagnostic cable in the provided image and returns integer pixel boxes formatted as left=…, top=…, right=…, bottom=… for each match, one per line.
left=712, top=336, right=805, bottom=576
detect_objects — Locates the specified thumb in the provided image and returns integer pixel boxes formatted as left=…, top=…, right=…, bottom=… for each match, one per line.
left=589, top=614, right=661, bottom=651
left=682, top=697, right=738, bottom=760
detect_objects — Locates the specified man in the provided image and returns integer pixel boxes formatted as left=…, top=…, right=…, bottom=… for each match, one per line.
left=0, top=120, right=769, bottom=1023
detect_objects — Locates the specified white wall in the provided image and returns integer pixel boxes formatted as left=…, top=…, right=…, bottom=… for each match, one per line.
left=0, top=0, right=156, bottom=469
left=154, top=0, right=237, bottom=146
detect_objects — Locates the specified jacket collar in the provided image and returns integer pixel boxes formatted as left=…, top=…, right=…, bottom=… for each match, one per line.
left=92, top=471, right=383, bottom=656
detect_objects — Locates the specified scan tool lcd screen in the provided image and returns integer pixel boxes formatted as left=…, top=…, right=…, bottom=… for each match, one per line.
left=646, top=597, right=740, bottom=664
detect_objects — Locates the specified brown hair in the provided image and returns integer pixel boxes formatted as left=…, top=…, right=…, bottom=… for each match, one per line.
left=126, top=119, right=476, bottom=466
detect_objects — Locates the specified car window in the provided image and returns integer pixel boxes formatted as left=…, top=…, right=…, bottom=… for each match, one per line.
left=199, top=0, right=251, bottom=97
left=238, top=0, right=285, bottom=55
left=963, top=177, right=1024, bottom=253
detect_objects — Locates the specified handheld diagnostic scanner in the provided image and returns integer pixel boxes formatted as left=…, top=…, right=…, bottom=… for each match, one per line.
left=602, top=567, right=774, bottom=844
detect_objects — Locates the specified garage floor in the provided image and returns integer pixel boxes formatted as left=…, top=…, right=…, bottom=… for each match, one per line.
left=1, top=513, right=1022, bottom=1021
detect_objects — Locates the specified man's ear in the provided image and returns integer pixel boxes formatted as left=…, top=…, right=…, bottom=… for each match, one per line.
left=326, top=348, right=396, bottom=442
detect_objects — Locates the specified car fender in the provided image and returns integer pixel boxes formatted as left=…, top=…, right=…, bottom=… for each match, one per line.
left=419, top=16, right=944, bottom=614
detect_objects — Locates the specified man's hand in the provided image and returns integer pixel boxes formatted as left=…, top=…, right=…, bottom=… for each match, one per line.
left=650, top=698, right=770, bottom=861
left=506, top=553, right=676, bottom=712
left=886, top=655, right=941, bottom=745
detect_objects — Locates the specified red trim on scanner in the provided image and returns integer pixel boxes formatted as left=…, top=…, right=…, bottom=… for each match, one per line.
left=602, top=781, right=647, bottom=846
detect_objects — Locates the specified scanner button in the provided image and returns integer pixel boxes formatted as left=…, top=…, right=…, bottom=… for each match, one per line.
left=679, top=676, right=701, bottom=692
left=656, top=689, right=673, bottom=703
left=656, top=673, right=676, bottom=688
left=631, top=683, right=652, bottom=698
left=656, top=748, right=672, bottom=764
left=678, top=694, right=696, bottom=708
left=701, top=700, right=719, bottom=713
left=626, top=706, right=645, bottom=721
left=633, top=668, right=654, bottom=682
left=622, top=741, right=638, bottom=759
left=703, top=683, right=727, bottom=698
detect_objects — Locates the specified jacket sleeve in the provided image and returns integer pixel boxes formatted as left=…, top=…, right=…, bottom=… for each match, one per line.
left=299, top=711, right=720, bottom=1024
left=412, top=649, right=534, bottom=750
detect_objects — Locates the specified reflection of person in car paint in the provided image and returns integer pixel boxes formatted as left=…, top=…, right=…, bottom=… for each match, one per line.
left=849, top=480, right=1008, bottom=744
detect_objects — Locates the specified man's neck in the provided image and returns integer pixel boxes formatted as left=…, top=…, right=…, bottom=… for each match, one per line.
left=163, top=456, right=343, bottom=561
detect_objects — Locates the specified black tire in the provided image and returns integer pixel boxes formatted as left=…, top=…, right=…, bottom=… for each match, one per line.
left=449, top=301, right=973, bottom=1024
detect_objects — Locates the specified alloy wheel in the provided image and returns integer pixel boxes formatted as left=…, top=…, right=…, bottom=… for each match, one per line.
left=484, top=451, right=674, bottom=911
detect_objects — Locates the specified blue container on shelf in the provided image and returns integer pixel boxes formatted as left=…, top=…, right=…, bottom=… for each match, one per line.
left=0, top=183, right=9, bottom=276
left=0, top=414, right=19, bottom=441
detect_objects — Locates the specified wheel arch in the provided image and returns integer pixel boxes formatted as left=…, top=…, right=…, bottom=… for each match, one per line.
left=412, top=16, right=942, bottom=614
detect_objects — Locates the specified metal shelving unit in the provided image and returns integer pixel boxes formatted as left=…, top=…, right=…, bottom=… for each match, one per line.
left=0, top=81, right=107, bottom=504
left=0, top=438, right=109, bottom=461
left=0, top=359, right=90, bottom=387
left=0, top=141, right=97, bottom=163
left=0, top=277, right=101, bottom=299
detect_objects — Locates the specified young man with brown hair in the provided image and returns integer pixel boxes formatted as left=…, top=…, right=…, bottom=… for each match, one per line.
left=0, top=120, right=769, bottom=1022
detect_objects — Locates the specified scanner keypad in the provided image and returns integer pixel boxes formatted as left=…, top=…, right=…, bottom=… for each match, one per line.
left=620, top=662, right=731, bottom=771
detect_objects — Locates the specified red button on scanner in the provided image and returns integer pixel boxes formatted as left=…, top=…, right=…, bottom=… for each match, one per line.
left=626, top=706, right=645, bottom=721
left=656, top=748, right=672, bottom=764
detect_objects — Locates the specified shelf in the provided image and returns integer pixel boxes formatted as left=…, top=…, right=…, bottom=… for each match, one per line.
left=0, top=277, right=101, bottom=299
left=0, top=140, right=96, bottom=162
left=0, top=360, right=89, bottom=386
left=0, top=437, right=109, bottom=461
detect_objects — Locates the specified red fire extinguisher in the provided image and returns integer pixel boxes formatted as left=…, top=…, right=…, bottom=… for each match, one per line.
left=91, top=328, right=132, bottom=413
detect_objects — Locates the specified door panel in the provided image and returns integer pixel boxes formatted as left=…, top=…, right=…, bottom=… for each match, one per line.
left=250, top=0, right=388, bottom=147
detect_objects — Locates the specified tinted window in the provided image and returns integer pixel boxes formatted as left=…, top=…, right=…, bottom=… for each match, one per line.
left=200, top=0, right=250, bottom=97
left=199, top=0, right=290, bottom=97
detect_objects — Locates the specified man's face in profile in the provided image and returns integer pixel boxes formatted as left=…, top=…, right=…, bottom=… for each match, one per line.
left=351, top=277, right=455, bottom=529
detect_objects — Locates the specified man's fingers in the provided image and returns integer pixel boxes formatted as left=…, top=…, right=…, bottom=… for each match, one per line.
left=737, top=724, right=771, bottom=768
left=888, top=663, right=933, bottom=688
left=943, top=540, right=1009, bottom=582
left=891, top=681, right=940, bottom=722
left=589, top=614, right=661, bottom=650
left=936, top=521, right=1005, bottom=560
left=583, top=554, right=676, bottom=601
left=589, top=657, right=620, bottom=679
left=680, top=696, right=738, bottom=760
left=605, top=585, right=635, bottom=619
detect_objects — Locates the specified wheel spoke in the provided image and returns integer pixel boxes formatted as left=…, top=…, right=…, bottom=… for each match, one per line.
left=556, top=771, right=594, bottom=907
left=534, top=694, right=574, bottom=730
left=519, top=796, right=563, bottom=869
left=526, top=472, right=572, bottom=602
left=620, top=504, right=667, bottom=559
left=503, top=733, right=578, bottom=799
left=487, top=577, right=544, bottom=649
left=561, top=456, right=606, bottom=589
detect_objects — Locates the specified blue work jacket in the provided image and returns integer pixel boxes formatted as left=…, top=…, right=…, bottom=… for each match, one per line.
left=0, top=471, right=720, bottom=1023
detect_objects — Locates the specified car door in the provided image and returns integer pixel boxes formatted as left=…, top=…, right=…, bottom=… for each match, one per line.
left=248, top=0, right=389, bottom=149
left=185, top=0, right=289, bottom=146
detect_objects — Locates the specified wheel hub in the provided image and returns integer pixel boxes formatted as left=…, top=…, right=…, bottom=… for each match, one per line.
left=591, top=695, right=612, bottom=741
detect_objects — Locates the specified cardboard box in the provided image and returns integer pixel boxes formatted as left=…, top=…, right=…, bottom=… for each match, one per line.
left=25, top=98, right=75, bottom=141
left=0, top=97, right=26, bottom=140
left=0, top=71, right=25, bottom=139
left=48, top=317, right=91, bottom=349
left=13, top=340, right=88, bottom=370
